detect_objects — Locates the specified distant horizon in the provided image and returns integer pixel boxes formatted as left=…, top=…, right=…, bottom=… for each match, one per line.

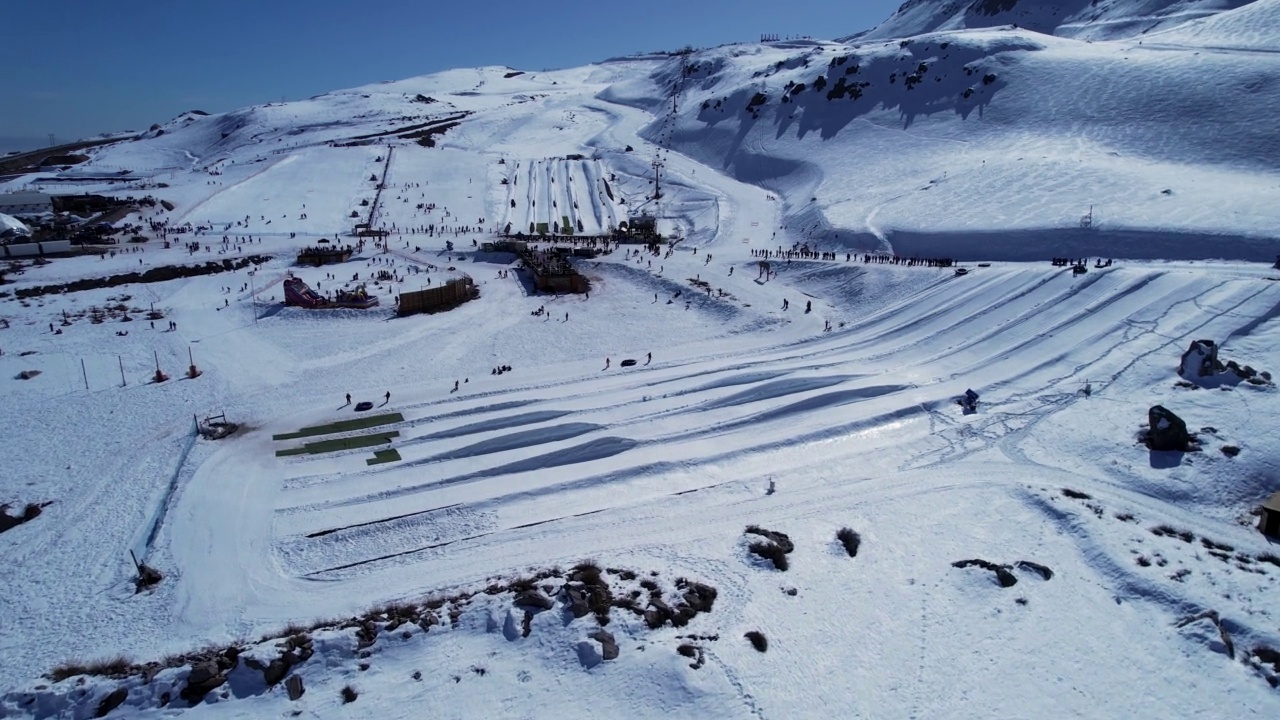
left=1, top=0, right=900, bottom=152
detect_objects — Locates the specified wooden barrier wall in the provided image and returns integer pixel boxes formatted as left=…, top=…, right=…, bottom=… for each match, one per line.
left=398, top=276, right=477, bottom=316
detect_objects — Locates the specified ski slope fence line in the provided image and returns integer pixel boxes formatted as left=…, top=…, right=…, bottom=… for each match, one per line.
left=132, top=417, right=199, bottom=563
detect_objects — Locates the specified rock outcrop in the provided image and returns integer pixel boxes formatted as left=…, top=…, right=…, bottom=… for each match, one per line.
left=1179, top=339, right=1221, bottom=378
left=94, top=687, right=127, bottom=717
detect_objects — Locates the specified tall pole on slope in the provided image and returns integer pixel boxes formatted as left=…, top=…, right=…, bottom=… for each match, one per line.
left=249, top=269, right=258, bottom=324
left=656, top=157, right=665, bottom=225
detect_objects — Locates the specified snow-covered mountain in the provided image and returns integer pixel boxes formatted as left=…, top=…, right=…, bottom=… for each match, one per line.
left=851, top=0, right=1260, bottom=41
left=1, top=2, right=1279, bottom=718
left=12, top=0, right=1276, bottom=261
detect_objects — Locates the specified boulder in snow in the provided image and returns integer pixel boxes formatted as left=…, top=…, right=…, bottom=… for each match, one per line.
left=180, top=661, right=226, bottom=704
left=94, top=686, right=127, bottom=717
left=589, top=630, right=619, bottom=661
left=285, top=674, right=305, bottom=701
left=1179, top=339, right=1221, bottom=379
left=1147, top=405, right=1190, bottom=451
left=514, top=589, right=553, bottom=610
left=576, top=639, right=603, bottom=668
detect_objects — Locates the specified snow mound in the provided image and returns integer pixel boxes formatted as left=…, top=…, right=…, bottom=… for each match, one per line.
left=1144, top=0, right=1280, bottom=49
left=0, top=212, right=31, bottom=239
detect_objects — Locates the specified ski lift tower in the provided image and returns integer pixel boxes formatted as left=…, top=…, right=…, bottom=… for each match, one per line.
left=650, top=156, right=664, bottom=219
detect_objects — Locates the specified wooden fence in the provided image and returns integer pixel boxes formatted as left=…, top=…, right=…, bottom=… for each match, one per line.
left=398, top=275, right=478, bottom=316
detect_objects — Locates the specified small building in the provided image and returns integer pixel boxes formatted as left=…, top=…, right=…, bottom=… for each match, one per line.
left=0, top=192, right=53, bottom=216
left=626, top=214, right=657, bottom=236
left=296, top=243, right=354, bottom=266
left=1261, top=491, right=1280, bottom=538
left=524, top=247, right=590, bottom=294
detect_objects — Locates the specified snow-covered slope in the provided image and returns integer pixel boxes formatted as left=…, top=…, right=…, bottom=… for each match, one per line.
left=600, top=26, right=1280, bottom=259
left=1145, top=0, right=1280, bottom=48
left=1, top=1, right=1279, bottom=717
left=851, top=0, right=1260, bottom=41
left=8, top=0, right=1269, bottom=262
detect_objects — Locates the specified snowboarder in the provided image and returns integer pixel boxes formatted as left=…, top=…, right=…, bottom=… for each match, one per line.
left=384, top=391, right=391, bottom=403
left=645, top=352, right=651, bottom=365
left=346, top=393, right=352, bottom=405
left=605, top=357, right=610, bottom=370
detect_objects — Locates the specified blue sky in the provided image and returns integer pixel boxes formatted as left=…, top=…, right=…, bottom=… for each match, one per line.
left=1, top=0, right=902, bottom=153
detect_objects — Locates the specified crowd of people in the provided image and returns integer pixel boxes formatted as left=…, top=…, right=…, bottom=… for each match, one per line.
left=1052, top=257, right=1113, bottom=268
left=859, top=254, right=954, bottom=267
left=298, top=243, right=356, bottom=259
left=747, top=243, right=955, bottom=268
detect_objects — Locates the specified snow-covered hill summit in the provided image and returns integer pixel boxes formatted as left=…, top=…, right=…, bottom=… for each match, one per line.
left=851, top=0, right=1260, bottom=41
left=5, top=0, right=1274, bottom=261
left=605, top=6, right=1280, bottom=259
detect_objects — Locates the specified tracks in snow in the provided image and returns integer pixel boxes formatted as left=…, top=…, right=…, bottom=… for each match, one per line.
left=249, top=266, right=1280, bottom=580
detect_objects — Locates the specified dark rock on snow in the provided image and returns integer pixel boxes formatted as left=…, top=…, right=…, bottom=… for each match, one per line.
left=589, top=630, right=619, bottom=660
left=286, top=674, right=305, bottom=701
left=95, top=687, right=128, bottom=717
left=1148, top=405, right=1190, bottom=451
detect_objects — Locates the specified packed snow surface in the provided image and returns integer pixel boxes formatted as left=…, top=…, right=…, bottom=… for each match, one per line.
left=1, top=1, right=1280, bottom=717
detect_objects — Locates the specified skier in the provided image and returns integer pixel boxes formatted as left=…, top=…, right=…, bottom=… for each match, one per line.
left=346, top=393, right=352, bottom=405
left=384, top=391, right=391, bottom=403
